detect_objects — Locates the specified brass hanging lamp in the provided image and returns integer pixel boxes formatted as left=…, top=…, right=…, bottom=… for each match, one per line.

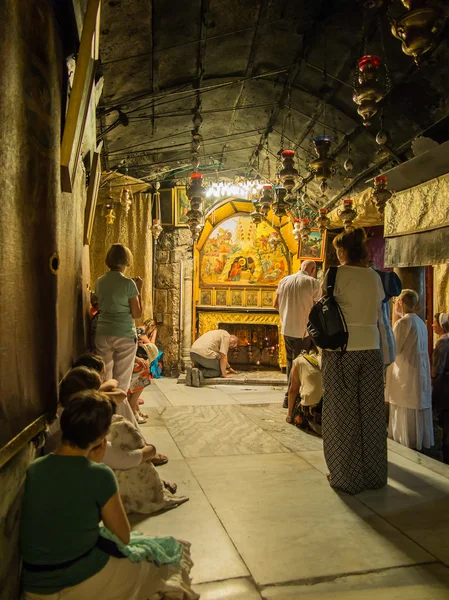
left=337, top=199, right=358, bottom=230
left=353, top=55, right=388, bottom=126
left=371, top=175, right=393, bottom=214
left=317, top=207, right=331, bottom=234
left=186, top=173, right=205, bottom=242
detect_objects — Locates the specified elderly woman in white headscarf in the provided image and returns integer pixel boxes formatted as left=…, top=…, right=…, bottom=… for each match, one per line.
left=432, top=312, right=449, bottom=463
left=386, top=289, right=434, bottom=451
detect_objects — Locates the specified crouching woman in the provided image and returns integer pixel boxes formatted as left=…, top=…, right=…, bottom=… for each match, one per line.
left=20, top=391, right=199, bottom=600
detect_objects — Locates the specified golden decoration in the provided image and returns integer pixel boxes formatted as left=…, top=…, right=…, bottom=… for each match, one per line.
left=384, top=173, right=449, bottom=237
left=198, top=311, right=286, bottom=368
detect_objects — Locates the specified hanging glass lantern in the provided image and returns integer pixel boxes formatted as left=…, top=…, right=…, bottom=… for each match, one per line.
left=120, top=186, right=133, bottom=215
left=309, top=136, right=337, bottom=190
left=391, top=0, right=446, bottom=66
left=353, top=55, right=388, bottom=126
left=299, top=218, right=312, bottom=241
left=105, top=203, right=116, bottom=226
left=268, top=231, right=281, bottom=251
left=279, top=150, right=299, bottom=192
left=317, top=207, right=331, bottom=234
left=292, top=219, right=301, bottom=244
left=337, top=199, right=358, bottom=230
left=371, top=175, right=393, bottom=215
left=259, top=185, right=273, bottom=215
left=186, top=173, right=205, bottom=242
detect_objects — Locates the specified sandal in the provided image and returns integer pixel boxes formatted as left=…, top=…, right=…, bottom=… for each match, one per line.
left=286, top=415, right=293, bottom=424
left=137, top=414, right=147, bottom=424
left=152, top=453, right=169, bottom=466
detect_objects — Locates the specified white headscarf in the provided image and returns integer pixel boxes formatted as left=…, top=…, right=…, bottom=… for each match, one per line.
left=439, top=313, right=449, bottom=332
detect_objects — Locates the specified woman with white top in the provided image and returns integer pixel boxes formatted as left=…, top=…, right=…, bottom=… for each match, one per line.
left=386, top=289, right=433, bottom=451
left=321, top=228, right=387, bottom=494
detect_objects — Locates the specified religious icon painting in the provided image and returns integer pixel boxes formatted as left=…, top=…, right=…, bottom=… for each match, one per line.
left=175, top=186, right=189, bottom=227
left=261, top=291, right=274, bottom=307
left=216, top=290, right=228, bottom=306
left=200, top=289, right=212, bottom=306
left=298, top=229, right=325, bottom=261
left=231, top=290, right=243, bottom=306
left=246, top=290, right=259, bottom=307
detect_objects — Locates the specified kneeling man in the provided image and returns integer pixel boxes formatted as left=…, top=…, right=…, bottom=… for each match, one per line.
left=188, top=330, right=239, bottom=386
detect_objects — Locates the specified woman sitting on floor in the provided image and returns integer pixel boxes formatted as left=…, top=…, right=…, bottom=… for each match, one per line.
left=20, top=391, right=198, bottom=600
left=286, top=350, right=323, bottom=436
left=46, top=365, right=188, bottom=515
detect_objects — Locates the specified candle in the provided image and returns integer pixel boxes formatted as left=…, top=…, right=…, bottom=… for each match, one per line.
left=344, top=199, right=353, bottom=205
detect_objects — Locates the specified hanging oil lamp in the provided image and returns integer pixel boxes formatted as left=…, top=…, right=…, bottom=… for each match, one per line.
left=186, top=172, right=205, bottom=242
left=279, top=150, right=299, bottom=192
left=104, top=203, right=116, bottom=226
left=268, top=231, right=281, bottom=251
left=317, top=207, right=331, bottom=234
left=151, top=182, right=163, bottom=241
left=337, top=199, right=358, bottom=230
left=120, top=186, right=133, bottom=215
left=353, top=55, right=387, bottom=126
left=271, top=187, right=290, bottom=217
left=391, top=0, right=446, bottom=66
left=292, top=219, right=301, bottom=244
left=250, top=200, right=264, bottom=225
left=371, top=175, right=393, bottom=215
left=309, top=136, right=337, bottom=190
left=299, top=218, right=312, bottom=241
left=259, top=185, right=273, bottom=215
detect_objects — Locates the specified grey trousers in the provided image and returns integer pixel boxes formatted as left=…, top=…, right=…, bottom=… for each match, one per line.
left=190, top=352, right=221, bottom=378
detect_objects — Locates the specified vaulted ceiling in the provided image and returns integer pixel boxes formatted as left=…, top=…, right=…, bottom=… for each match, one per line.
left=97, top=0, right=449, bottom=209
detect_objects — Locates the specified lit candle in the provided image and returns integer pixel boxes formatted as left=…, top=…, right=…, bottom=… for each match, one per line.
left=344, top=199, right=353, bottom=206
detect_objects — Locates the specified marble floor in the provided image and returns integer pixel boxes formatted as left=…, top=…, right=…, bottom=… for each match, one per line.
left=137, top=378, right=449, bottom=599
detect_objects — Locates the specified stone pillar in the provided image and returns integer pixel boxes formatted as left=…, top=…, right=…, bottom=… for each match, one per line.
left=181, top=260, right=193, bottom=370
left=394, top=266, right=426, bottom=320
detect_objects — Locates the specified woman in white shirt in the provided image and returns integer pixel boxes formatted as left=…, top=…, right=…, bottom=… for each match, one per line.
left=386, top=289, right=433, bottom=451
left=322, top=228, right=387, bottom=494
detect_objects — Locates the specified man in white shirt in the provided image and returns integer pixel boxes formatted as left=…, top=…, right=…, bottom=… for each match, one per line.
left=189, top=329, right=239, bottom=386
left=275, top=260, right=321, bottom=407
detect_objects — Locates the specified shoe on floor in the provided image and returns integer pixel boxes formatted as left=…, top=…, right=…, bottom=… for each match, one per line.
left=282, top=397, right=288, bottom=409
left=191, top=367, right=200, bottom=387
left=185, top=366, right=192, bottom=386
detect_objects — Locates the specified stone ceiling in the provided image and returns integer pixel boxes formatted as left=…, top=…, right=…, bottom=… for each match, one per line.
left=97, top=0, right=449, bottom=210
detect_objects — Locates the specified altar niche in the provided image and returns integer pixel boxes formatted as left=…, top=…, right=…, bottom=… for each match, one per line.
left=219, top=323, right=280, bottom=369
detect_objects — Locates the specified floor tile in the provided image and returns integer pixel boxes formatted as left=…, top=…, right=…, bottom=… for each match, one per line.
left=187, top=453, right=433, bottom=586
left=194, top=578, right=261, bottom=599
left=388, top=438, right=449, bottom=482
left=261, top=564, right=449, bottom=599
left=140, top=387, right=171, bottom=408
left=157, top=379, right=238, bottom=406
left=161, top=406, right=290, bottom=457
left=129, top=459, right=249, bottom=584
left=240, top=405, right=323, bottom=451
left=137, top=425, right=183, bottom=460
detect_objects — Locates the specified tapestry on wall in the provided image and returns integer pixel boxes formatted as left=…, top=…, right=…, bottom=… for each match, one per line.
left=200, top=216, right=288, bottom=287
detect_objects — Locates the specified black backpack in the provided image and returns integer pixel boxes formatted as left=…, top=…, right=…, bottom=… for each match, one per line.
left=307, top=267, right=348, bottom=352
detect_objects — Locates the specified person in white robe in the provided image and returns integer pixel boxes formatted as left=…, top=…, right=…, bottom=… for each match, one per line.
left=386, top=289, right=434, bottom=450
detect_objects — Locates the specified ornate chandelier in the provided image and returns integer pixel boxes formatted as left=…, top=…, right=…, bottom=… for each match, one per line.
left=120, top=185, right=133, bottom=215
left=186, top=173, right=205, bottom=242
left=371, top=175, right=393, bottom=215
left=353, top=55, right=389, bottom=127
left=309, top=136, right=337, bottom=193
left=337, top=199, right=358, bottom=230
left=391, top=0, right=446, bottom=66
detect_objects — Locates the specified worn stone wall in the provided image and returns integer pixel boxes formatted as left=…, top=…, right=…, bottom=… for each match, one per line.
left=154, top=229, right=193, bottom=376
left=0, top=1, right=94, bottom=597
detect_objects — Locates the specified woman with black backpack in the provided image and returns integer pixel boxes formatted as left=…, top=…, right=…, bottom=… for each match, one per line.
left=320, top=228, right=387, bottom=495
